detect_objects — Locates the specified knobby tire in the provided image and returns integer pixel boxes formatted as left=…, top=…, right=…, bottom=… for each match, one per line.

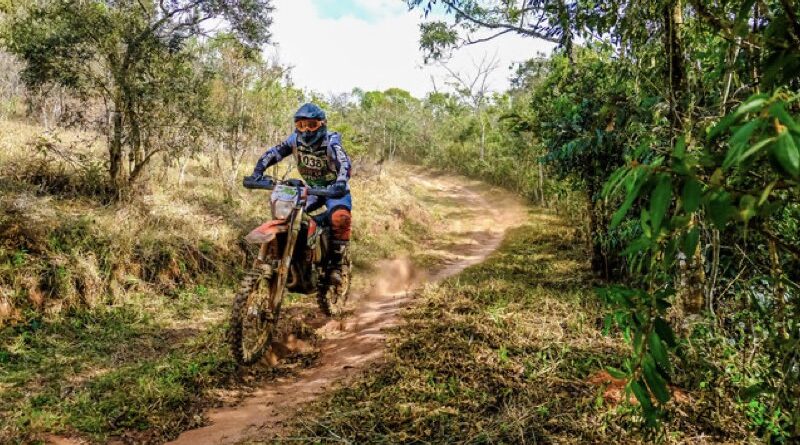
left=228, top=271, right=280, bottom=365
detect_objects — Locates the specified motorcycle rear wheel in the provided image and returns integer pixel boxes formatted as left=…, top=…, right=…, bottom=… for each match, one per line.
left=316, top=251, right=352, bottom=317
left=228, top=270, right=282, bottom=365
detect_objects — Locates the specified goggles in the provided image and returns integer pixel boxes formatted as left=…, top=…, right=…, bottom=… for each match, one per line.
left=295, top=119, right=324, bottom=132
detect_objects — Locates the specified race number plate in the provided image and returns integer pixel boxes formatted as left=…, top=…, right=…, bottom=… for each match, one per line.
left=271, top=184, right=299, bottom=203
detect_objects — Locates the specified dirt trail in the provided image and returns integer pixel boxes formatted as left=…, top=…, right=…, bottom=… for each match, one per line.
left=162, top=173, right=528, bottom=445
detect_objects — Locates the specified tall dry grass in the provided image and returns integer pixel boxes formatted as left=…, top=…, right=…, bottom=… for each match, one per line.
left=0, top=118, right=432, bottom=325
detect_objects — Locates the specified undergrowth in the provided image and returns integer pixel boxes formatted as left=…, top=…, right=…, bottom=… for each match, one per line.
left=281, top=210, right=753, bottom=444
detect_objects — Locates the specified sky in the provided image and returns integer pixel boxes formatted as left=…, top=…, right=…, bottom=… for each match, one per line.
left=267, top=0, right=555, bottom=99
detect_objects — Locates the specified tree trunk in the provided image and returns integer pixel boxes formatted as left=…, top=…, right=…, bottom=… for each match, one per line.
left=664, top=0, right=685, bottom=128
left=479, top=109, right=486, bottom=161
left=538, top=163, right=545, bottom=206
left=665, top=0, right=706, bottom=315
left=178, top=155, right=190, bottom=187
left=227, top=77, right=247, bottom=196
left=585, top=183, right=605, bottom=277
left=109, top=107, right=125, bottom=197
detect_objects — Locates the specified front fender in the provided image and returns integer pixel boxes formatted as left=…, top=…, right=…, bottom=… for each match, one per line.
left=245, top=220, right=288, bottom=245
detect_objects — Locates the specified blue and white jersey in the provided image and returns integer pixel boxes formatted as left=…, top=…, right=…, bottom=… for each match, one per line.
left=253, top=131, right=352, bottom=188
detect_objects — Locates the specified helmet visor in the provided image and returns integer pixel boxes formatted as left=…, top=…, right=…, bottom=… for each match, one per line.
left=295, top=119, right=324, bottom=132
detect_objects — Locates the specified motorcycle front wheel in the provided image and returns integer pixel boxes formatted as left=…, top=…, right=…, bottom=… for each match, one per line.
left=228, top=269, right=283, bottom=365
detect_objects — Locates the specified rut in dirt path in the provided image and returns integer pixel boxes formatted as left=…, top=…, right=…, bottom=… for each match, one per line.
left=167, top=173, right=529, bottom=445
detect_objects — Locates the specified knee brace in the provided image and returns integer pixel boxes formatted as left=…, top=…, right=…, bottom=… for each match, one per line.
left=330, top=208, right=352, bottom=241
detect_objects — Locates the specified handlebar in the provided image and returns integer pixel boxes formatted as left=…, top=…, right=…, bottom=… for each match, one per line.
left=242, top=175, right=340, bottom=198
left=242, top=175, right=275, bottom=190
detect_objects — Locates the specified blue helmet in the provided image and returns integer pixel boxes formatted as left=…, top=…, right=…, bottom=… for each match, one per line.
left=294, top=103, right=327, bottom=146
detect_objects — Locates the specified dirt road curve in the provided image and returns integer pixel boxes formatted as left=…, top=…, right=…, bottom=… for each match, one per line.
left=123, top=173, right=527, bottom=445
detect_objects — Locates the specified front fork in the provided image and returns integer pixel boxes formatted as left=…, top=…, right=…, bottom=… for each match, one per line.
left=264, top=207, right=303, bottom=310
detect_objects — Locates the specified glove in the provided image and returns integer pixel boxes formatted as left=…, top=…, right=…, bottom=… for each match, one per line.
left=243, top=174, right=273, bottom=189
left=242, top=174, right=260, bottom=188
left=328, top=180, right=347, bottom=198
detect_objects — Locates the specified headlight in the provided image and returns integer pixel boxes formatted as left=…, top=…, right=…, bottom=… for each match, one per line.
left=271, top=200, right=294, bottom=220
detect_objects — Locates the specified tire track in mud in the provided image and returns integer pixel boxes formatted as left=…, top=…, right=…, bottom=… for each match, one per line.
left=168, top=173, right=527, bottom=445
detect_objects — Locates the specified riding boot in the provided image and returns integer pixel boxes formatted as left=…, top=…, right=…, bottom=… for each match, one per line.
left=327, top=240, right=348, bottom=285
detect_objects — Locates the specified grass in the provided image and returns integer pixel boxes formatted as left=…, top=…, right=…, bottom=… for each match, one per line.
left=280, top=209, right=754, bottom=444
left=0, top=118, right=438, bottom=443
left=0, top=297, right=241, bottom=443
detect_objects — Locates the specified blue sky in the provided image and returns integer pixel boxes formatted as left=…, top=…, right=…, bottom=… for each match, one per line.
left=315, top=0, right=409, bottom=21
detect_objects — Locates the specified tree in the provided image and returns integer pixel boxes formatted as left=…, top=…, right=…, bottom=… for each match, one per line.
left=2, top=0, right=273, bottom=198
left=204, top=35, right=298, bottom=196
left=0, top=50, right=22, bottom=118
left=440, top=53, right=500, bottom=160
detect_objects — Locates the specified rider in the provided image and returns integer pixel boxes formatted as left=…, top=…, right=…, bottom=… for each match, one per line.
left=248, top=103, right=352, bottom=285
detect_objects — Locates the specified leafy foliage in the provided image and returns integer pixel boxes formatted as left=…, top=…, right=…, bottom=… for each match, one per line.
left=2, top=0, right=273, bottom=197
left=411, top=0, right=800, bottom=439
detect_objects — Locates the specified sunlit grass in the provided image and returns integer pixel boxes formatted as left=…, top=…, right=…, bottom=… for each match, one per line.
left=282, top=210, right=753, bottom=444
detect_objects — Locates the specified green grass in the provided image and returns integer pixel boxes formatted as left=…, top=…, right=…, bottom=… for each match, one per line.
left=0, top=304, right=235, bottom=443
left=280, top=209, right=753, bottom=444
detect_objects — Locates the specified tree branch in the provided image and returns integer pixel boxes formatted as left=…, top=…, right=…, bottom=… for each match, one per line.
left=129, top=146, right=166, bottom=184
left=759, top=227, right=800, bottom=260
left=778, top=0, right=800, bottom=46
left=465, top=28, right=515, bottom=45
left=440, top=0, right=561, bottom=43
left=687, top=0, right=790, bottom=50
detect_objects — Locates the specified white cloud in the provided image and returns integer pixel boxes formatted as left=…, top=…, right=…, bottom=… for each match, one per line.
left=268, top=0, right=555, bottom=98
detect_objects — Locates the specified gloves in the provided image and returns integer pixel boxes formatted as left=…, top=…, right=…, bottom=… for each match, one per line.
left=242, top=174, right=260, bottom=188
left=328, top=180, right=347, bottom=198
left=242, top=174, right=274, bottom=189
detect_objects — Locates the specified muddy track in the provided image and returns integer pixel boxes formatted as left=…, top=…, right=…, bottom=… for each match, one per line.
left=163, top=173, right=528, bottom=445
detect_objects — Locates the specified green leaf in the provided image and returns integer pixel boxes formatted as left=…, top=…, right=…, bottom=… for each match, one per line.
left=610, top=170, right=646, bottom=228
left=738, top=137, right=775, bottom=164
left=648, top=332, right=670, bottom=372
left=633, top=329, right=644, bottom=355
left=642, top=355, right=670, bottom=404
left=768, top=102, right=800, bottom=134
left=682, top=227, right=700, bottom=256
left=758, top=180, right=778, bottom=206
left=603, top=166, right=630, bottom=197
left=708, top=190, right=734, bottom=228
left=723, top=119, right=760, bottom=169
left=650, top=174, right=672, bottom=234
left=740, top=383, right=770, bottom=400
left=681, top=179, right=702, bottom=213
left=654, top=317, right=677, bottom=347
left=640, top=208, right=652, bottom=239
left=654, top=290, right=672, bottom=311
left=663, top=237, right=678, bottom=269
left=606, top=366, right=628, bottom=379
left=734, top=94, right=769, bottom=118
left=673, top=136, right=686, bottom=159
left=622, top=236, right=652, bottom=256
left=709, top=112, right=738, bottom=139
left=770, top=130, right=800, bottom=178
left=630, top=379, right=654, bottom=411
left=739, top=194, right=757, bottom=223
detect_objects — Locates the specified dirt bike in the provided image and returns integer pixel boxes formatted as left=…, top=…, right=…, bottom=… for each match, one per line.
left=228, top=175, right=352, bottom=365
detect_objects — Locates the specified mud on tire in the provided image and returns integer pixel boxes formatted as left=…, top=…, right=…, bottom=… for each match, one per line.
left=316, top=252, right=352, bottom=317
left=228, top=271, right=279, bottom=365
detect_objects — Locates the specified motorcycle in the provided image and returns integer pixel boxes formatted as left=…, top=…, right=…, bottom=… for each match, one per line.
left=229, top=175, right=352, bottom=365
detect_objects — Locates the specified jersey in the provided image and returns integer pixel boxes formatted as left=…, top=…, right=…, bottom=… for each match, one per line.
left=253, top=131, right=351, bottom=188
